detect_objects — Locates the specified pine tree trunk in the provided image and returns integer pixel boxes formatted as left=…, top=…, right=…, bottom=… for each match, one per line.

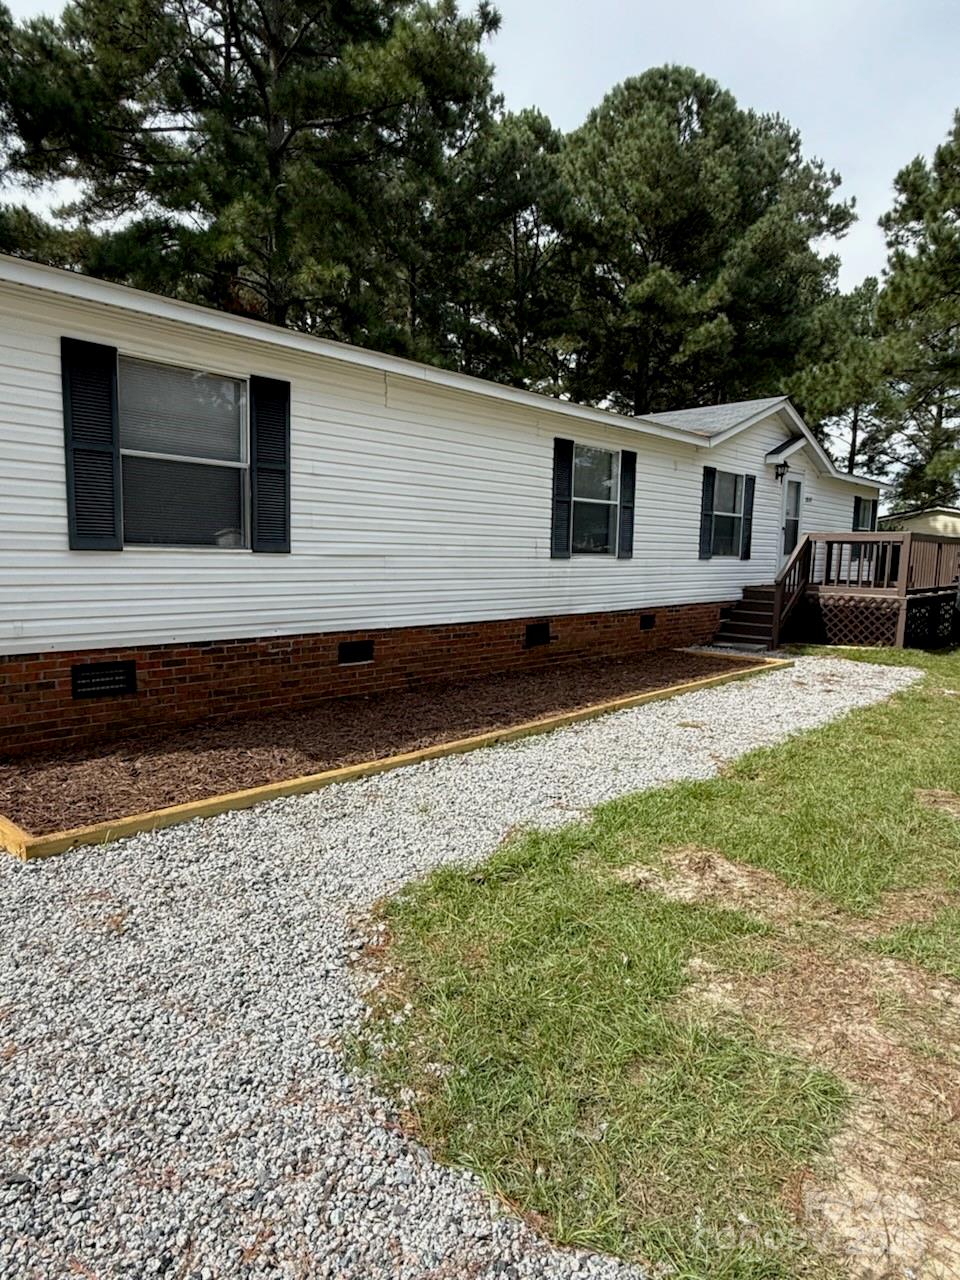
left=847, top=404, right=860, bottom=474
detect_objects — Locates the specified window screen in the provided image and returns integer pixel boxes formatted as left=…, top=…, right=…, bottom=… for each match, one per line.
left=117, top=357, right=248, bottom=548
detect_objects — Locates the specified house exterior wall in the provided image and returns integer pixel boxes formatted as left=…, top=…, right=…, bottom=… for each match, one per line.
left=0, top=281, right=878, bottom=662
left=792, top=446, right=870, bottom=581
left=801, top=449, right=865, bottom=535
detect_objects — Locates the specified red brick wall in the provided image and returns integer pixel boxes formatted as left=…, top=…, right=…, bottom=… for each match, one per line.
left=0, top=602, right=724, bottom=757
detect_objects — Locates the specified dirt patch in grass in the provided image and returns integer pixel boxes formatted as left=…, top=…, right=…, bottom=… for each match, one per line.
left=615, top=844, right=959, bottom=942
left=0, top=649, right=756, bottom=835
left=916, top=788, right=960, bottom=820
left=687, top=949, right=960, bottom=1278
left=615, top=844, right=828, bottom=926
left=663, top=854, right=960, bottom=1279
left=616, top=845, right=960, bottom=1274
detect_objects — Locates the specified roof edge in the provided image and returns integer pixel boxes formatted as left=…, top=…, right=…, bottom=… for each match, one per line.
left=0, top=254, right=710, bottom=449
left=0, top=255, right=894, bottom=489
left=879, top=505, right=960, bottom=520
left=717, top=398, right=886, bottom=489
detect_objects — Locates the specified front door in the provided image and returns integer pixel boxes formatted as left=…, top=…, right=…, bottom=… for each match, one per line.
left=782, top=478, right=802, bottom=562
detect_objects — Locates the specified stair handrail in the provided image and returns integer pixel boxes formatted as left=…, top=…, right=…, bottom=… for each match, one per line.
left=771, top=534, right=813, bottom=649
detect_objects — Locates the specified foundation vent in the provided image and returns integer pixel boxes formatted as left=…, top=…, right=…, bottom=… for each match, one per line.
left=71, top=659, right=138, bottom=700
left=524, top=621, right=552, bottom=649
left=338, top=639, right=374, bottom=665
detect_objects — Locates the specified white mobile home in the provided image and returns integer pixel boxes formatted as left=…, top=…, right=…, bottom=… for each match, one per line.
left=0, top=255, right=883, bottom=753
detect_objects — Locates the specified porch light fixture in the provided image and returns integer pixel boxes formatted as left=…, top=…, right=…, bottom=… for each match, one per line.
left=775, top=461, right=791, bottom=482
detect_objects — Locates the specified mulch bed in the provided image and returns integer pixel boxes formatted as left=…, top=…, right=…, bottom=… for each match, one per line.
left=0, top=649, right=758, bottom=835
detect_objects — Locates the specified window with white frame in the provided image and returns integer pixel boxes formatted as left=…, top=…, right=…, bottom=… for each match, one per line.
left=571, top=444, right=620, bottom=554
left=118, top=357, right=248, bottom=547
left=712, top=470, right=745, bottom=556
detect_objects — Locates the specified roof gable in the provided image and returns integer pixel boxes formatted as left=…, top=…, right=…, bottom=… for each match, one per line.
left=649, top=395, right=883, bottom=490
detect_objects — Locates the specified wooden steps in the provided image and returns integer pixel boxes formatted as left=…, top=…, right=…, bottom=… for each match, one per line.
left=714, top=585, right=776, bottom=649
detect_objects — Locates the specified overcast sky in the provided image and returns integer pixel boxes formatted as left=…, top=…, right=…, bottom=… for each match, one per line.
left=6, top=0, right=959, bottom=291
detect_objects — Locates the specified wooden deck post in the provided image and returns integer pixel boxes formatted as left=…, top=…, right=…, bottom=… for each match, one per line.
left=894, top=532, right=912, bottom=648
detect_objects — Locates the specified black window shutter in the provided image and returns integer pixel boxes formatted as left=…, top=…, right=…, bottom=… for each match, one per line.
left=618, top=449, right=637, bottom=559
left=250, top=375, right=291, bottom=553
left=869, top=499, right=878, bottom=531
left=740, top=475, right=756, bottom=560
left=551, top=437, right=574, bottom=559
left=699, top=466, right=716, bottom=559
left=853, top=496, right=862, bottom=531
left=61, top=337, right=121, bottom=550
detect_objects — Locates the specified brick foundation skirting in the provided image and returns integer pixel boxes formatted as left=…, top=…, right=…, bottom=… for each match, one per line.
left=0, top=603, right=724, bottom=757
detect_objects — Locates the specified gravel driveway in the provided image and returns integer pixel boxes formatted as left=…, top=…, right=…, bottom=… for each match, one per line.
left=0, top=656, right=920, bottom=1280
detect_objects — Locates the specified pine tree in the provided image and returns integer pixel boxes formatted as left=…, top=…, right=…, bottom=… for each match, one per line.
left=0, top=0, right=499, bottom=331
left=874, top=112, right=960, bottom=507
left=789, top=279, right=886, bottom=473
left=421, top=109, right=573, bottom=388
left=557, top=67, right=853, bottom=415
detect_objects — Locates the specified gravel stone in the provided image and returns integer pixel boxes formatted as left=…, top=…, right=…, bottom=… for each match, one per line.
left=0, top=656, right=920, bottom=1279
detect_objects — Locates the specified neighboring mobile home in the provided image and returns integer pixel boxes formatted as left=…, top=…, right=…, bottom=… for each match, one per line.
left=0, top=256, right=884, bottom=753
left=879, top=506, right=960, bottom=538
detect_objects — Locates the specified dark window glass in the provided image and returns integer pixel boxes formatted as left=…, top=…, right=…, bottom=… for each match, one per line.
left=572, top=501, right=617, bottom=554
left=711, top=470, right=745, bottom=556
left=122, top=456, right=244, bottom=547
left=573, top=445, right=617, bottom=500
left=714, top=470, right=743, bottom=515
left=712, top=514, right=743, bottom=557
left=783, top=480, right=801, bottom=554
left=853, top=499, right=875, bottom=531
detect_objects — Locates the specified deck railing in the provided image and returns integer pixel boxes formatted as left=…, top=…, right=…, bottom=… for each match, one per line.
left=770, top=536, right=813, bottom=648
left=906, top=533, right=960, bottom=591
left=772, top=530, right=960, bottom=647
left=810, top=531, right=960, bottom=595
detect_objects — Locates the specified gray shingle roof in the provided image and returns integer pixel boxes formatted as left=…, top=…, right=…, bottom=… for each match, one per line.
left=642, top=396, right=788, bottom=438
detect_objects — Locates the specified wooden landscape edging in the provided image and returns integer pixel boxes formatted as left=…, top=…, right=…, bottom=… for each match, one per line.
left=1, top=654, right=791, bottom=862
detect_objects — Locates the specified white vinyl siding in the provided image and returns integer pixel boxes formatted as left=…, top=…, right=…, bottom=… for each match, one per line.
left=801, top=457, right=879, bottom=582
left=0, top=285, right=881, bottom=655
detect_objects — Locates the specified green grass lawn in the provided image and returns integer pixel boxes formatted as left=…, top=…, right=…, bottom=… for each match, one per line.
left=355, top=647, right=960, bottom=1279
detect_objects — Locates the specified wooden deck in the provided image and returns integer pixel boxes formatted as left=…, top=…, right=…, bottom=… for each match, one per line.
left=773, top=531, right=960, bottom=649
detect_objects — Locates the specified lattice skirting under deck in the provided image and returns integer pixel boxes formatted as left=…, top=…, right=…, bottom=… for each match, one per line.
left=787, top=590, right=959, bottom=649
left=905, top=592, right=960, bottom=648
